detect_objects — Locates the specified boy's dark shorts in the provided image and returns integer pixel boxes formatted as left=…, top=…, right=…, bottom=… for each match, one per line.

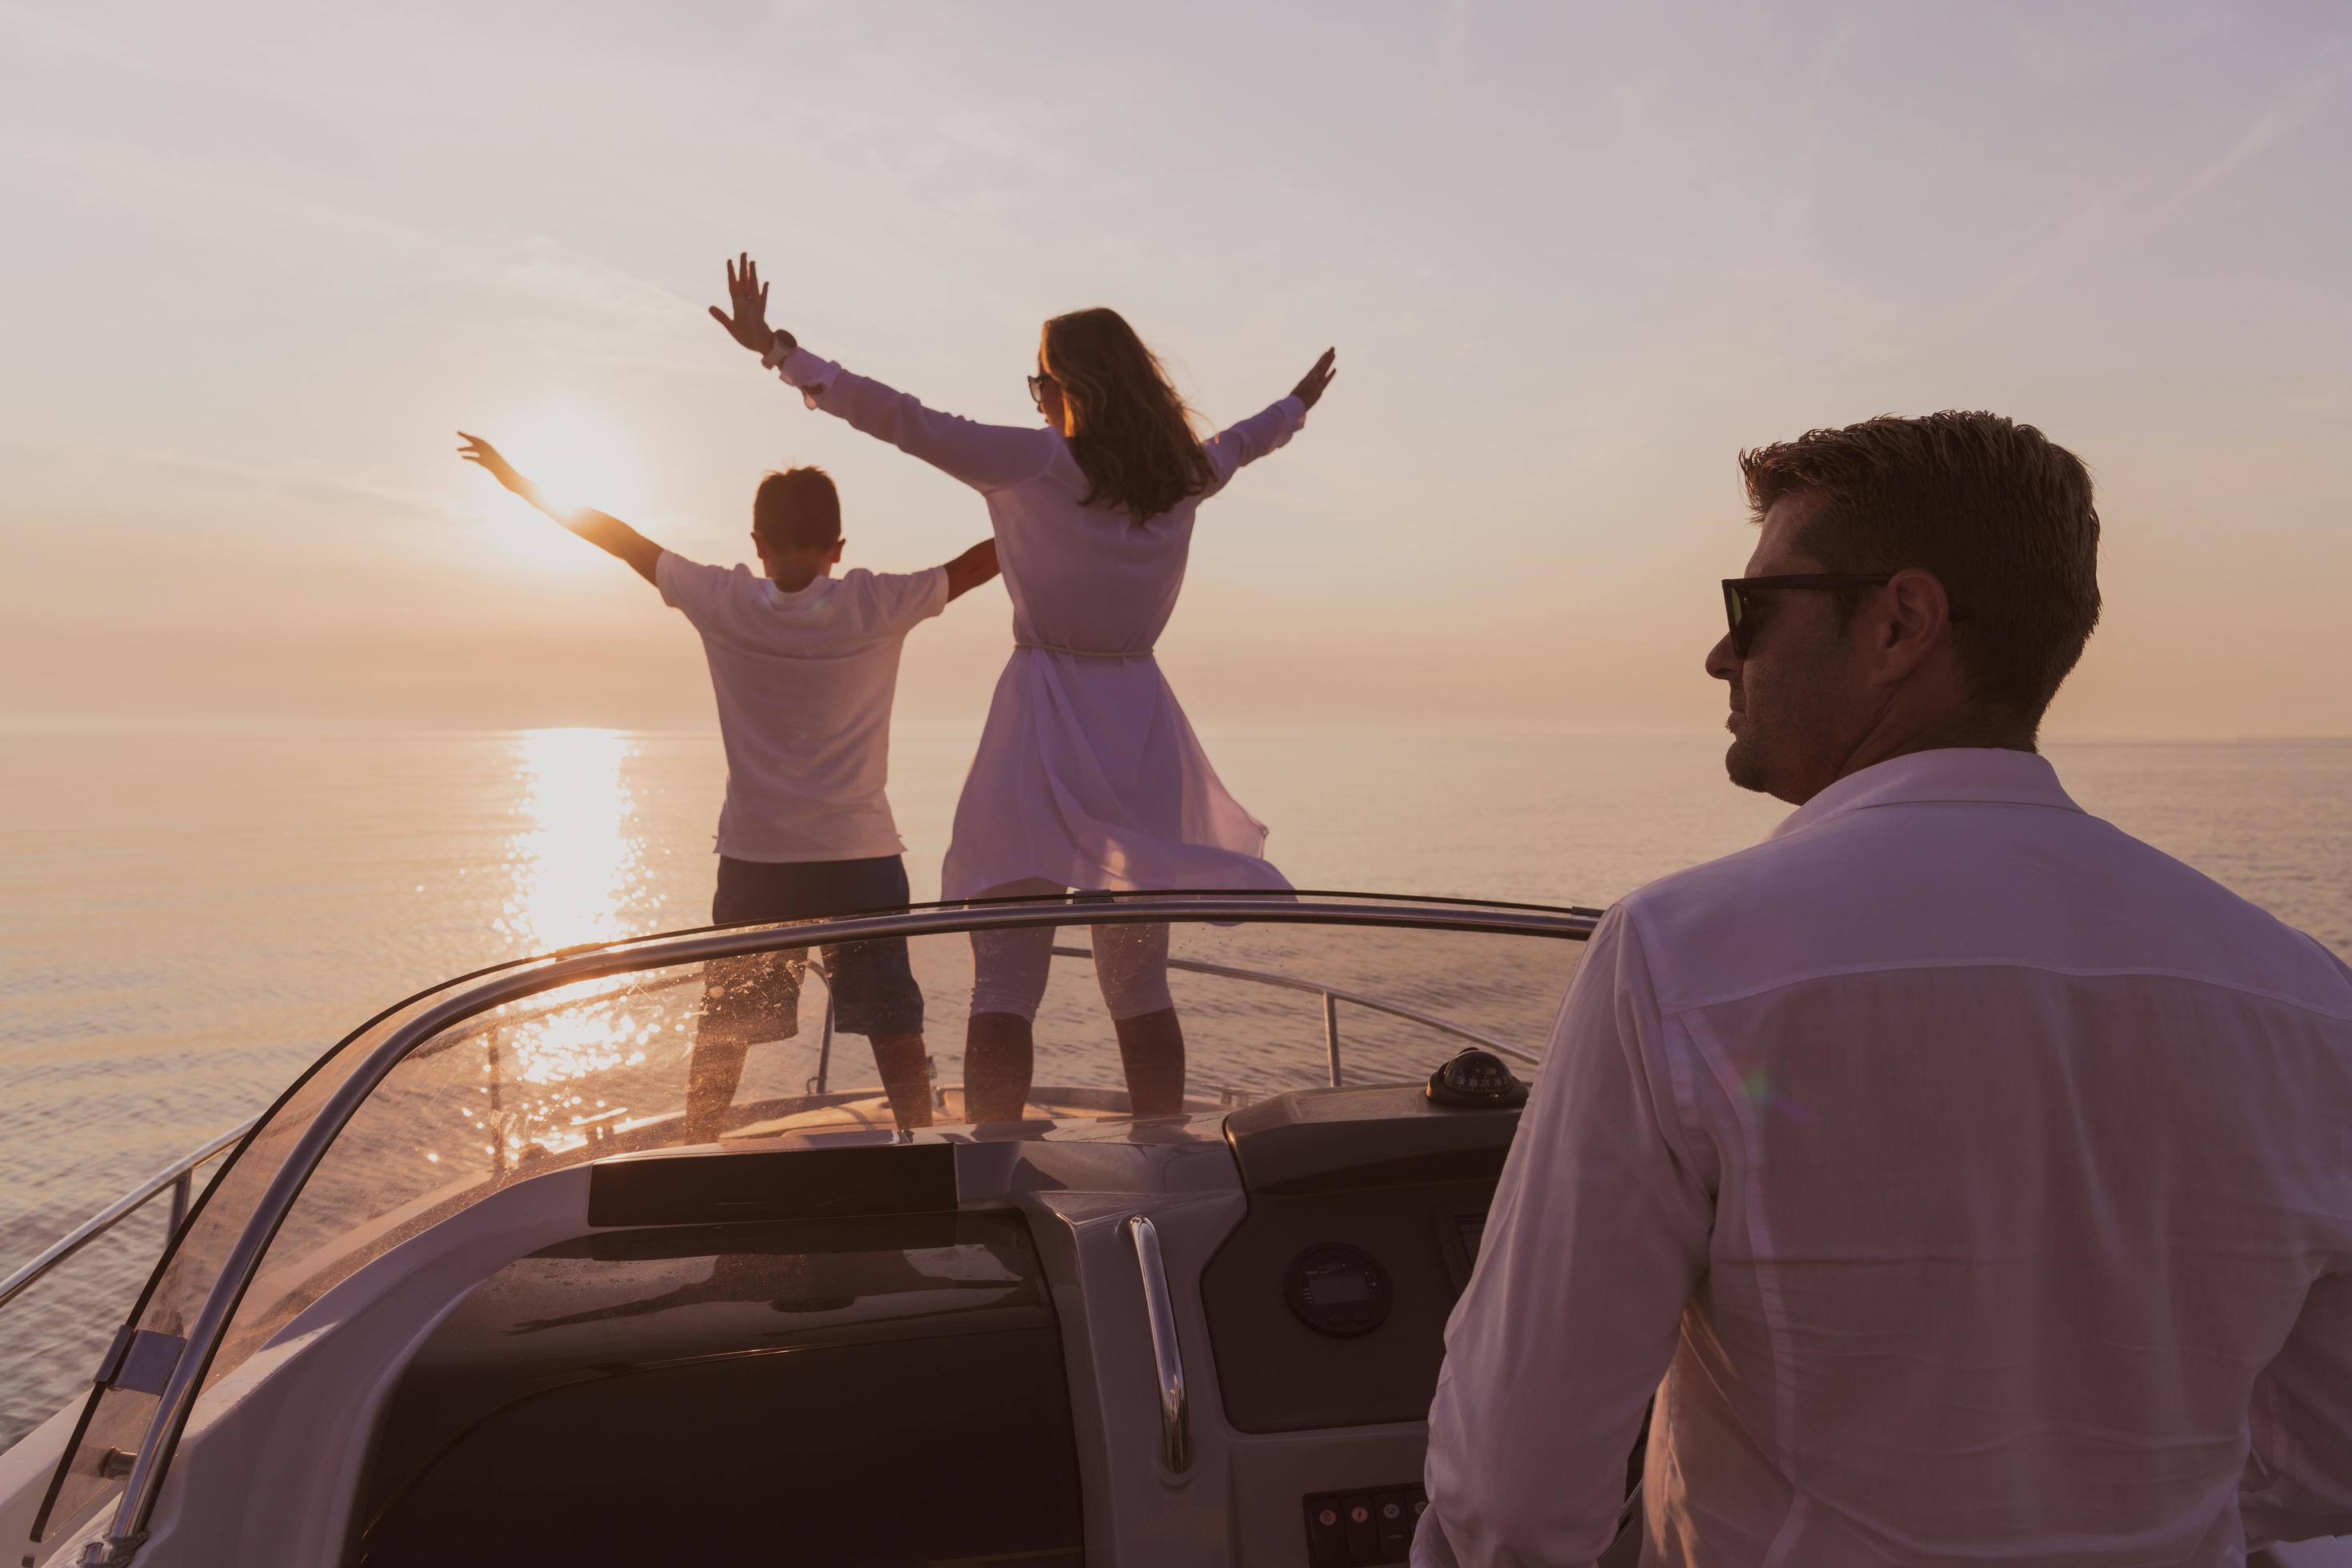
left=699, top=854, right=922, bottom=1043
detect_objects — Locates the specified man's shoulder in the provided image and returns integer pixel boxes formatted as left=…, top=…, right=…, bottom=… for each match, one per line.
left=1618, top=817, right=1814, bottom=916
left=1618, top=800, right=2352, bottom=1018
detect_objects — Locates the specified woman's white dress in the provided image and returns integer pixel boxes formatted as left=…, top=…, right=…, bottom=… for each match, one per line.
left=766, top=343, right=1304, bottom=899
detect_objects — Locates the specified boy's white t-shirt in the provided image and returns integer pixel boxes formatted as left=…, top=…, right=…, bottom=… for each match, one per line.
left=656, top=553, right=949, bottom=863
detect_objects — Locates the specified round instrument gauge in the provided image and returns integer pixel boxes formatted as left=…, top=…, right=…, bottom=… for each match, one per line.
left=1284, top=1243, right=1392, bottom=1337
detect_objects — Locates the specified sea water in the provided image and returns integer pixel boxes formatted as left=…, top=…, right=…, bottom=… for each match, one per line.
left=2, top=727, right=2346, bottom=1445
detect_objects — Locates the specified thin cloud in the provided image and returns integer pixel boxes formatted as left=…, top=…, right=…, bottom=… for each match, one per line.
left=1966, top=57, right=2345, bottom=323
left=2154, top=62, right=2344, bottom=218
left=134, top=450, right=462, bottom=527
left=10, top=134, right=706, bottom=363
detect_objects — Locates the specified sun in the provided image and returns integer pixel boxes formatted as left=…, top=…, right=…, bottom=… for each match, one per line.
left=470, top=395, right=653, bottom=574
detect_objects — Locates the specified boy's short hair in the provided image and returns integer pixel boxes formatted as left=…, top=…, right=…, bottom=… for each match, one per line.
left=752, top=466, right=842, bottom=551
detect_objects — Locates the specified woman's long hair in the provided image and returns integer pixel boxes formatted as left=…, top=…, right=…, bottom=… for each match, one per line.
left=1040, top=308, right=1215, bottom=522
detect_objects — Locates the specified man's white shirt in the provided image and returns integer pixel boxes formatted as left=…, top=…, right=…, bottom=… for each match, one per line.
left=1418, top=748, right=2352, bottom=1566
left=655, top=553, right=946, bottom=863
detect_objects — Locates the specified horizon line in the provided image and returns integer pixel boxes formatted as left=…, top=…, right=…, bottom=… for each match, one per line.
left=3, top=718, right=2349, bottom=747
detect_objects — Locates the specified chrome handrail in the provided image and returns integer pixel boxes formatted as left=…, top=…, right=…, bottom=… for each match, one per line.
left=0, top=1120, right=258, bottom=1314
left=75, top=894, right=1592, bottom=1563
left=1048, top=946, right=1542, bottom=1083
left=1125, top=1214, right=1188, bottom=1474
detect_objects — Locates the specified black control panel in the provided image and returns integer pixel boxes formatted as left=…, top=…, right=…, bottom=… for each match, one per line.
left=1285, top=1243, right=1393, bottom=1337
left=1204, top=1084, right=1516, bottom=1432
left=1303, top=1483, right=1426, bottom=1566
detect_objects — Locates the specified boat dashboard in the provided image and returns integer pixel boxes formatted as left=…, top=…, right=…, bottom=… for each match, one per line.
left=320, top=1078, right=1535, bottom=1568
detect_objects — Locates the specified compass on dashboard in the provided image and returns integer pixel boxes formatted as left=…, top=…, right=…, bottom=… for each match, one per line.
left=1424, top=1047, right=1528, bottom=1110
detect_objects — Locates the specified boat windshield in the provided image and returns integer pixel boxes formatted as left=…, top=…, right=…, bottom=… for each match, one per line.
left=40, top=894, right=1587, bottom=1548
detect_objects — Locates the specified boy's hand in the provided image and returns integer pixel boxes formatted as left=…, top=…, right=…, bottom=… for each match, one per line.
left=709, top=252, right=793, bottom=358
left=1290, top=347, right=1338, bottom=411
left=456, top=432, right=528, bottom=494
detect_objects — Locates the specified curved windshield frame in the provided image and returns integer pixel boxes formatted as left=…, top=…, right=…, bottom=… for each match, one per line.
left=50, top=890, right=1594, bottom=1558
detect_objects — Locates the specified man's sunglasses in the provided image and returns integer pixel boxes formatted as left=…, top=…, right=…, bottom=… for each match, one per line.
left=1026, top=371, right=1057, bottom=409
left=1720, top=574, right=1894, bottom=658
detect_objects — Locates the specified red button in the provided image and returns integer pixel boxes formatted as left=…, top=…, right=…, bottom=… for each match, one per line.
left=1318, top=1509, right=1338, bottom=1526
left=1349, top=1505, right=1370, bottom=1524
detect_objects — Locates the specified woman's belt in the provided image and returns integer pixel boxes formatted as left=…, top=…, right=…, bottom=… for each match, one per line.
left=1013, top=641, right=1155, bottom=660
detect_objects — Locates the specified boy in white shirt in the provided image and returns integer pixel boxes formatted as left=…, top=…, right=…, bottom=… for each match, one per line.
left=458, top=434, right=997, bottom=1130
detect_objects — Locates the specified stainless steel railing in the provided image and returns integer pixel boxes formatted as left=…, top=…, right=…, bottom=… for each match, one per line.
left=6, top=938, right=1546, bottom=1330
left=5, top=938, right=1545, bottom=1326
left=1046, top=945, right=1542, bottom=1086
left=0, top=1120, right=258, bottom=1314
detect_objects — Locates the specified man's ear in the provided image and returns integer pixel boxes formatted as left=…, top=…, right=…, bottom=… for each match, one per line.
left=829, top=537, right=846, bottom=564
left=1877, top=568, right=1954, bottom=680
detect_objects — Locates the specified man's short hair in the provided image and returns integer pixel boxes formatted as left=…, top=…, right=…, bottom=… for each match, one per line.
left=1740, top=411, right=2102, bottom=722
left=752, top=466, right=842, bottom=551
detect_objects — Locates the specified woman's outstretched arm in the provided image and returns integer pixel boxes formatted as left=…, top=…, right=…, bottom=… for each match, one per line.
left=710, top=253, right=1050, bottom=495
left=1202, top=347, right=1338, bottom=493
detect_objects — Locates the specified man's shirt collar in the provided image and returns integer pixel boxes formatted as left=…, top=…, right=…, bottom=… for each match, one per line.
left=1769, top=747, right=2083, bottom=841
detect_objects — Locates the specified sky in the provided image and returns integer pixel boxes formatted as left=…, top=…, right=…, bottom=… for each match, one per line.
left=2, top=0, right=2347, bottom=738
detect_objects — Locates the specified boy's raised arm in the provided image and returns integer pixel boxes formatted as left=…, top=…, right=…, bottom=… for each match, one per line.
left=458, top=433, right=665, bottom=585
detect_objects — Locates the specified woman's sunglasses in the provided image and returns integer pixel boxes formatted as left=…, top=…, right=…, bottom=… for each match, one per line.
left=1026, top=371, right=1057, bottom=410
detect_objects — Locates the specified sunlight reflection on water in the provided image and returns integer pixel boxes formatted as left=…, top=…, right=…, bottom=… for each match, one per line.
left=486, top=730, right=663, bottom=1161
left=497, top=729, right=645, bottom=954
left=449, top=985, right=673, bottom=1174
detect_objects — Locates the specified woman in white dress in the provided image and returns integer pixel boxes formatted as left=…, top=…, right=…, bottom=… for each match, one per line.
left=712, top=255, right=1337, bottom=1120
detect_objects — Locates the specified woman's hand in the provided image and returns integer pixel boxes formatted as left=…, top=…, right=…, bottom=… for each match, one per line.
left=709, top=253, right=794, bottom=358
left=456, top=432, right=530, bottom=495
left=1290, top=347, right=1338, bottom=411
